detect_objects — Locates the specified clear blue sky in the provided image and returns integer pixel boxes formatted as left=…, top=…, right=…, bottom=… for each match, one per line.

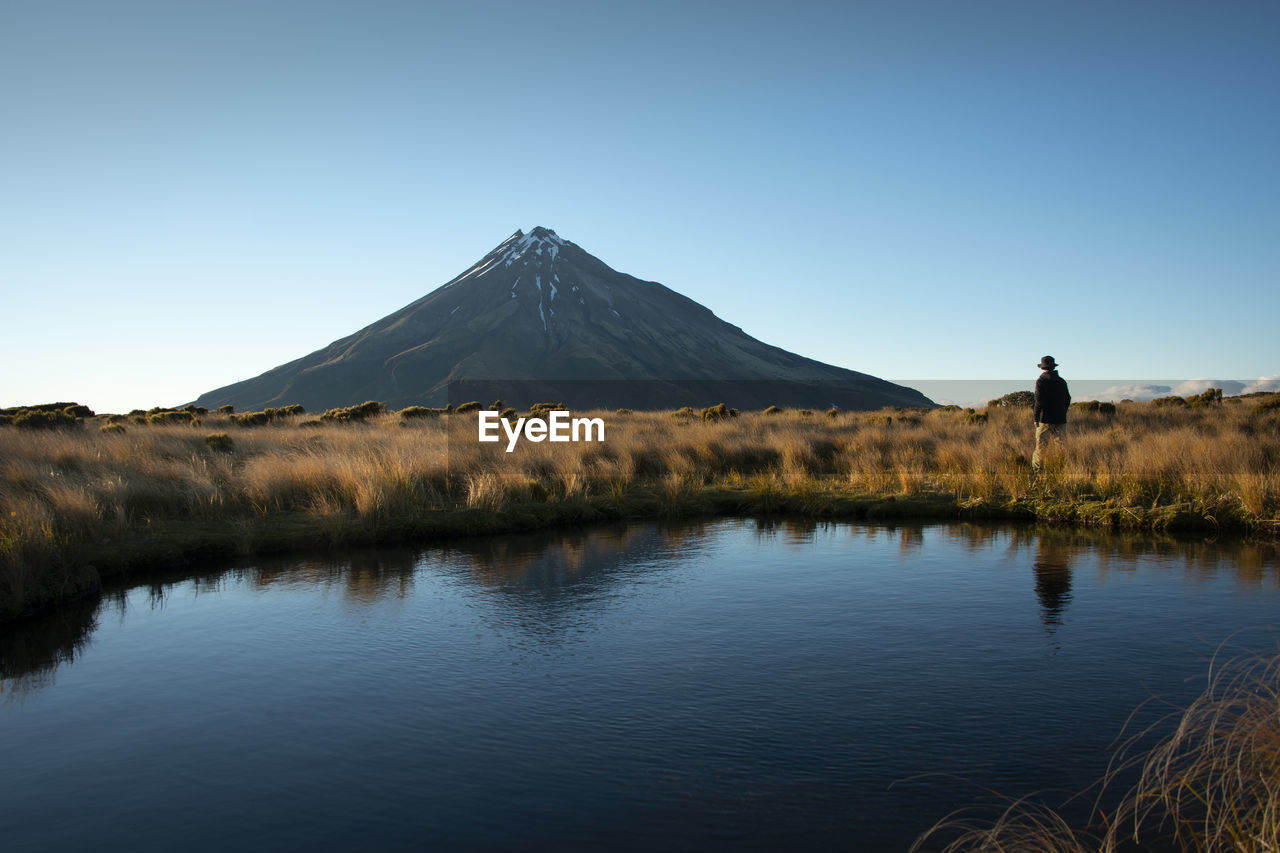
left=3, top=0, right=1277, bottom=412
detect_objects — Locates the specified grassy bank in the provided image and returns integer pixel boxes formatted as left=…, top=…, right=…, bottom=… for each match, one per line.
left=2, top=395, right=1278, bottom=620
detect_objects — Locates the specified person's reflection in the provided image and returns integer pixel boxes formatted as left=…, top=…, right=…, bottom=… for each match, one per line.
left=1033, top=537, right=1073, bottom=633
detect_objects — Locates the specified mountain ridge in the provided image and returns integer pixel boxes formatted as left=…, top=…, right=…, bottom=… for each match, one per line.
left=193, top=227, right=934, bottom=412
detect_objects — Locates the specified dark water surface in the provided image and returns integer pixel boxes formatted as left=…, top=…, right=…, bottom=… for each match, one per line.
left=2, top=521, right=1278, bottom=851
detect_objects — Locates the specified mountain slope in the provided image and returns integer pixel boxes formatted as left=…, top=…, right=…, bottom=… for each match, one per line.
left=193, top=228, right=933, bottom=411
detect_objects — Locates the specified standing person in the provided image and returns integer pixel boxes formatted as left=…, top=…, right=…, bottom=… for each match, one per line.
left=1032, top=355, right=1071, bottom=473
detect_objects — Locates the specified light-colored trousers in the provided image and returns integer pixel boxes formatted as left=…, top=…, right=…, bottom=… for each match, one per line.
left=1033, top=422, right=1066, bottom=471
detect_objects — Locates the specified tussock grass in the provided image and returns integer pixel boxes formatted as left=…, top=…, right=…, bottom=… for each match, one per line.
left=1110, top=650, right=1280, bottom=852
left=910, top=797, right=1101, bottom=853
left=911, top=647, right=1280, bottom=853
left=1, top=397, right=1277, bottom=618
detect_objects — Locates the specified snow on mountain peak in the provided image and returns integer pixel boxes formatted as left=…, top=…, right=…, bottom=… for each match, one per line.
left=501, top=226, right=567, bottom=267
left=440, top=227, right=571, bottom=292
left=527, top=226, right=563, bottom=242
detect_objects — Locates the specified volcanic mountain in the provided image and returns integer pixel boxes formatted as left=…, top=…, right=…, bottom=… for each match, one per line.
left=192, top=228, right=933, bottom=412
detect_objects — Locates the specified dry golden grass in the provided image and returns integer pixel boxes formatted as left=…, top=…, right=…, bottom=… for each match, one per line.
left=1111, top=649, right=1280, bottom=852
left=912, top=647, right=1280, bottom=853
left=1, top=397, right=1277, bottom=617
left=910, top=798, right=1104, bottom=853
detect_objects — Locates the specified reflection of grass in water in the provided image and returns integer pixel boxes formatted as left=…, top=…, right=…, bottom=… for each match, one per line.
left=1, top=396, right=1278, bottom=619
left=910, top=648, right=1280, bottom=853
left=0, top=596, right=99, bottom=699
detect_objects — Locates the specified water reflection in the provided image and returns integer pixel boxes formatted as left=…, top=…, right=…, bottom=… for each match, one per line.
left=779, top=518, right=819, bottom=547
left=895, top=525, right=926, bottom=554
left=439, top=523, right=714, bottom=637
left=1033, top=537, right=1074, bottom=632
left=3, top=519, right=1279, bottom=853
left=0, top=596, right=99, bottom=698
left=452, top=522, right=704, bottom=587
left=756, top=518, right=928, bottom=555
left=747, top=517, right=802, bottom=542
left=254, top=548, right=421, bottom=602
left=2, top=521, right=1277, bottom=693
left=998, top=524, right=1280, bottom=589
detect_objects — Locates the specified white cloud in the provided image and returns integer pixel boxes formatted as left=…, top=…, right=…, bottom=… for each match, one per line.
left=1096, top=383, right=1172, bottom=402
left=1240, top=375, right=1280, bottom=395
left=899, top=376, right=1278, bottom=407
left=1094, top=378, right=1275, bottom=402
left=1171, top=379, right=1246, bottom=397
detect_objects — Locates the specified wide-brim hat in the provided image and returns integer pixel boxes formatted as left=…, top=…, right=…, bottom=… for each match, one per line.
left=1038, top=355, right=1058, bottom=370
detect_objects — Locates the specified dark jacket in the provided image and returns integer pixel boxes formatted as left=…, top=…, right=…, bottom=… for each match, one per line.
left=1034, top=370, right=1071, bottom=424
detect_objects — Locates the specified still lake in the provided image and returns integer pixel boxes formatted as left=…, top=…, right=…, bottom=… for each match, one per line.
left=2, top=520, right=1278, bottom=851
